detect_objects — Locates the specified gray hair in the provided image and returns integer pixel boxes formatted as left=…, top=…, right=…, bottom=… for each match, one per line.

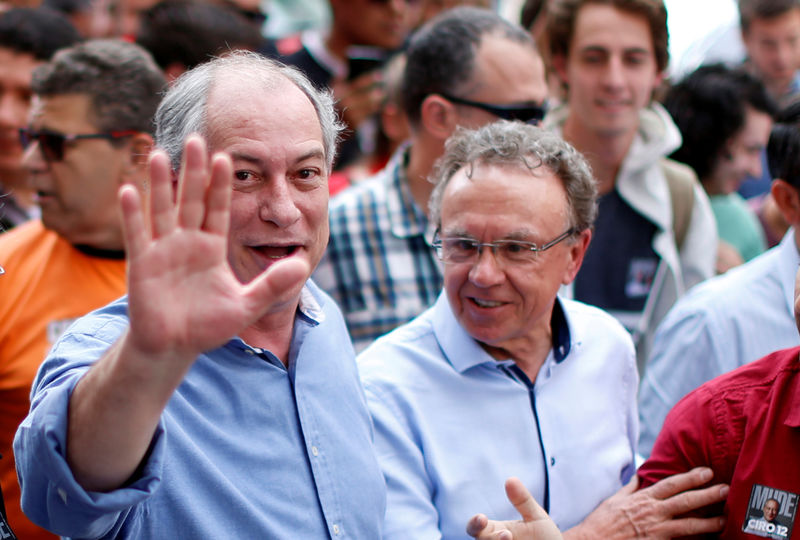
left=429, top=121, right=598, bottom=232
left=32, top=39, right=166, bottom=134
left=154, top=51, right=343, bottom=172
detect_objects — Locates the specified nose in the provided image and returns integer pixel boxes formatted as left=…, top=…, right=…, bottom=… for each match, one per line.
left=21, top=137, right=48, bottom=173
left=746, top=152, right=764, bottom=179
left=601, top=56, right=626, bottom=89
left=257, top=177, right=302, bottom=227
left=468, top=245, right=505, bottom=288
left=0, top=91, right=26, bottom=128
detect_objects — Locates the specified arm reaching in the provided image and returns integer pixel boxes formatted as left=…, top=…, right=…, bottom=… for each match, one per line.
left=467, top=478, right=563, bottom=540
left=66, top=135, right=309, bottom=492
left=564, top=467, right=728, bottom=540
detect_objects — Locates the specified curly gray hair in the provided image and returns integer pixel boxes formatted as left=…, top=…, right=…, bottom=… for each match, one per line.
left=429, top=120, right=598, bottom=232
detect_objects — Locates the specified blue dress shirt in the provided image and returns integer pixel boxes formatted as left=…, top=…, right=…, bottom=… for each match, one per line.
left=639, top=230, right=800, bottom=456
left=14, top=282, right=385, bottom=539
left=358, top=292, right=638, bottom=539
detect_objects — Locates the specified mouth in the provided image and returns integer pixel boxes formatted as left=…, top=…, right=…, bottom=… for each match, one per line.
left=248, top=244, right=301, bottom=261
left=470, top=297, right=505, bottom=309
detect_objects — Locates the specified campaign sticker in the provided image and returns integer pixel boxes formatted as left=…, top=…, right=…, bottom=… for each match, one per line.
left=742, top=484, right=798, bottom=539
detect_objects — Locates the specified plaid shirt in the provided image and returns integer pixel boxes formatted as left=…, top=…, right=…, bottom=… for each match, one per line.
left=313, top=149, right=443, bottom=352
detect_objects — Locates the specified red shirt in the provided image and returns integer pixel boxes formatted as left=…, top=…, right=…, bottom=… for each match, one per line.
left=638, top=346, right=800, bottom=539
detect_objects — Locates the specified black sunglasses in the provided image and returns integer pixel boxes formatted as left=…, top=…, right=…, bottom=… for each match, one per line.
left=440, top=94, right=548, bottom=125
left=19, top=128, right=137, bottom=162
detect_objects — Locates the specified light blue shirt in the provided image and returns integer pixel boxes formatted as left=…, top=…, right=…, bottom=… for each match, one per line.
left=14, top=282, right=386, bottom=539
left=358, top=293, right=638, bottom=539
left=639, top=230, right=800, bottom=457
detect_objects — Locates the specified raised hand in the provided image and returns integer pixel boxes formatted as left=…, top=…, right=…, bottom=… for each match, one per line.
left=119, top=135, right=309, bottom=361
left=467, top=478, right=564, bottom=540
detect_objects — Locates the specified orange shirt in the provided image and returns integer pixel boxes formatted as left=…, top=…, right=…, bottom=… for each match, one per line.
left=0, top=220, right=126, bottom=539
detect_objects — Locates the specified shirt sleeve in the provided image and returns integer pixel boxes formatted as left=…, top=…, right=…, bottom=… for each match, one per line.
left=637, top=388, right=714, bottom=486
left=361, top=380, right=442, bottom=540
left=638, top=302, right=727, bottom=457
left=13, top=324, right=166, bottom=538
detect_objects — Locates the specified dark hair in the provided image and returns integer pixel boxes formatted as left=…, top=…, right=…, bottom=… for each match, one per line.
left=32, top=39, right=166, bottom=135
left=665, top=63, right=777, bottom=179
left=0, top=7, right=81, bottom=60
left=768, top=101, right=800, bottom=188
left=136, top=0, right=263, bottom=71
left=42, top=0, right=92, bottom=15
left=546, top=0, right=669, bottom=72
left=739, top=0, right=800, bottom=33
left=521, top=0, right=548, bottom=29
left=401, top=6, right=534, bottom=126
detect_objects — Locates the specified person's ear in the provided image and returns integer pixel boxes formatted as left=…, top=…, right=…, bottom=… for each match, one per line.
left=121, top=132, right=154, bottom=185
left=562, top=228, right=592, bottom=284
left=419, top=94, right=459, bottom=141
left=771, top=178, right=800, bottom=225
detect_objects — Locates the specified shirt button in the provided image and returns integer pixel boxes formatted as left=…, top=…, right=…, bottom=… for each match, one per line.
left=311, top=446, right=319, bottom=457
left=333, top=524, right=340, bottom=535
left=244, top=349, right=255, bottom=355
left=550, top=457, right=556, bottom=466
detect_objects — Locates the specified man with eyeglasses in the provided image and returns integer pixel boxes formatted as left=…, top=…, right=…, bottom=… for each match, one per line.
left=358, top=121, right=728, bottom=540
left=313, top=7, right=550, bottom=352
left=0, top=39, right=164, bottom=539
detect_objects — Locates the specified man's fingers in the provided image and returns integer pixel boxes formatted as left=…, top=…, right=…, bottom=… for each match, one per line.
left=505, top=477, right=546, bottom=522
left=119, top=184, right=147, bottom=259
left=662, top=483, right=729, bottom=517
left=243, top=257, right=311, bottom=314
left=203, top=152, right=232, bottom=236
left=177, top=135, right=209, bottom=230
left=642, top=467, right=714, bottom=500
left=466, top=514, right=489, bottom=537
left=657, top=515, right=726, bottom=537
left=149, top=150, right=177, bottom=238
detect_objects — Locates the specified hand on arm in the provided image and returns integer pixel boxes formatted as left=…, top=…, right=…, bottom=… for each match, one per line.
left=564, top=467, right=728, bottom=540
left=467, top=478, right=563, bottom=540
left=66, top=136, right=309, bottom=492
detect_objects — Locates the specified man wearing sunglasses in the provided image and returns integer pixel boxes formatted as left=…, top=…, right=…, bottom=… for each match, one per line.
left=314, top=7, right=550, bottom=352
left=0, top=7, right=80, bottom=232
left=543, top=0, right=717, bottom=367
left=0, top=39, right=165, bottom=539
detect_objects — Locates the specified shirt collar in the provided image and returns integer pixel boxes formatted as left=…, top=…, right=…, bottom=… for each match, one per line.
left=433, top=292, right=572, bottom=374
left=384, top=146, right=431, bottom=239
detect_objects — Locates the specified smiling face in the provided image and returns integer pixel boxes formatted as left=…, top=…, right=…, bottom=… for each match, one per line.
left=705, top=106, right=773, bottom=195
left=205, top=76, right=329, bottom=290
left=743, top=8, right=800, bottom=97
left=764, top=499, right=779, bottom=522
left=440, top=161, right=589, bottom=359
left=557, top=3, right=663, bottom=139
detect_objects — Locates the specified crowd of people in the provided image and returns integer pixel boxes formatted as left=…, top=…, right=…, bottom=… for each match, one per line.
left=0, top=0, right=798, bottom=539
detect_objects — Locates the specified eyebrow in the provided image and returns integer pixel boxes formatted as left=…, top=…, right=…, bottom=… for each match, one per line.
left=228, top=148, right=326, bottom=169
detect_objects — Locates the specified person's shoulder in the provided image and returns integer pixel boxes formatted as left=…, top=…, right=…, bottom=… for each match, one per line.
left=560, top=297, right=633, bottom=343
left=703, top=345, right=800, bottom=396
left=0, top=219, right=53, bottom=255
left=357, top=309, right=437, bottom=379
left=329, top=164, right=395, bottom=211
left=671, top=246, right=783, bottom=312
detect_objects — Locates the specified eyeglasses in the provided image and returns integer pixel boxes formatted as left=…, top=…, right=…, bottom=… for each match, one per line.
left=432, top=228, right=576, bottom=266
left=440, top=94, right=548, bottom=125
left=18, top=128, right=137, bottom=162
